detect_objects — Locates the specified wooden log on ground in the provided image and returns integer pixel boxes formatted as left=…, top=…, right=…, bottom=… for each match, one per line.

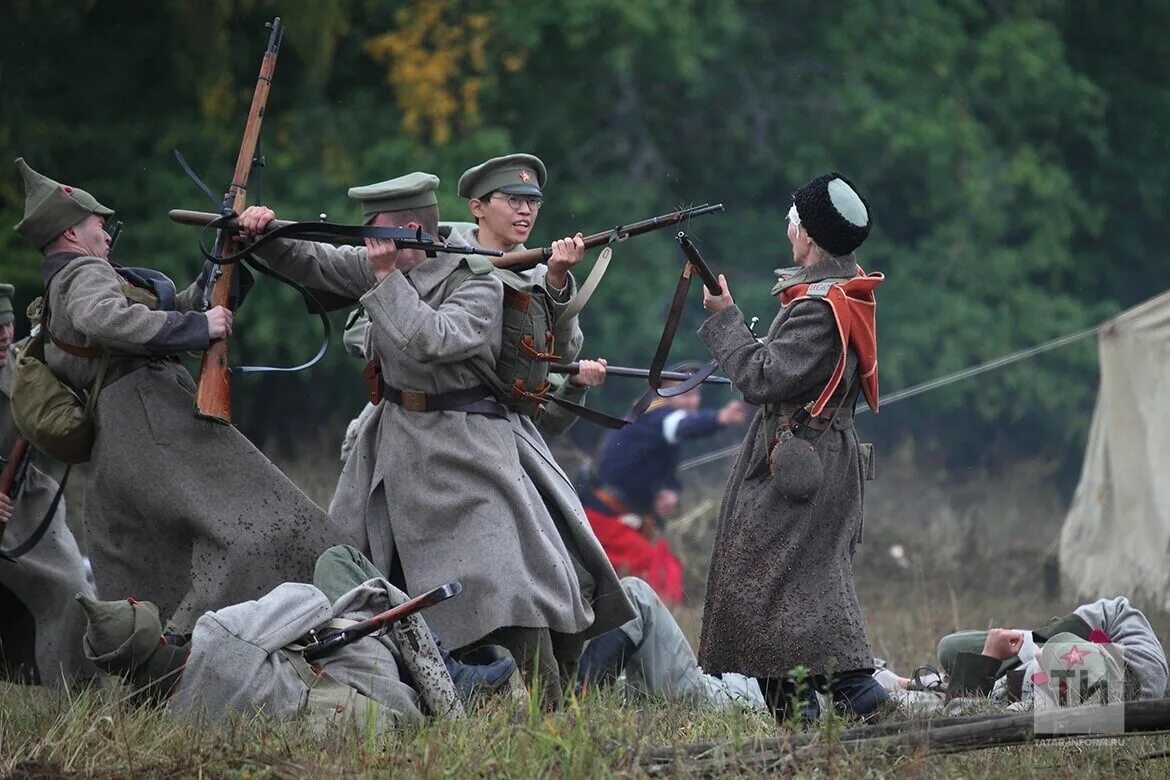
left=644, top=699, right=1170, bottom=773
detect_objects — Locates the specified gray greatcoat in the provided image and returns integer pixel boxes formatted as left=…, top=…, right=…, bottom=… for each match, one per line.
left=1, top=352, right=95, bottom=684
left=42, top=252, right=341, bottom=633
left=255, top=238, right=633, bottom=650
left=170, top=578, right=461, bottom=731
left=696, top=255, right=875, bottom=679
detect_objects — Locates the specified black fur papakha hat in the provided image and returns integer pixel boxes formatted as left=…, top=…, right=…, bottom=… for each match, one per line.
left=792, top=171, right=871, bottom=257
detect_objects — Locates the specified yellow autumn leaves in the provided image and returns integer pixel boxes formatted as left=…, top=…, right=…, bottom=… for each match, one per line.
left=365, top=1, right=527, bottom=146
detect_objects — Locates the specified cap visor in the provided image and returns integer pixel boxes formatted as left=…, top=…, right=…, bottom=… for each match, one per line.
left=497, top=184, right=543, bottom=197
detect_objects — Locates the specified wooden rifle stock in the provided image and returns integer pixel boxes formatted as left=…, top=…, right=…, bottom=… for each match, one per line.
left=193, top=18, right=283, bottom=424
left=0, top=438, right=32, bottom=544
left=172, top=210, right=304, bottom=237
left=301, top=581, right=462, bottom=662
left=493, top=203, right=725, bottom=270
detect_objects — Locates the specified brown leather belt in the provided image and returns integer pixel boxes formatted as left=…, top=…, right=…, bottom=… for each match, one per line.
left=363, top=358, right=506, bottom=416
left=776, top=403, right=852, bottom=432
left=382, top=384, right=504, bottom=415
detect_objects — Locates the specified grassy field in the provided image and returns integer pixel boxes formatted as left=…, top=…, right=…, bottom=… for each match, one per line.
left=5, top=440, right=1170, bottom=776
left=4, top=576, right=1169, bottom=778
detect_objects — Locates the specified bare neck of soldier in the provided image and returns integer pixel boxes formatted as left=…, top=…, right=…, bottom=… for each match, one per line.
left=472, top=222, right=516, bottom=253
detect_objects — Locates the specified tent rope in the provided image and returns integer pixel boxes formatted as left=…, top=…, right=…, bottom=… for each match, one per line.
left=679, top=324, right=1100, bottom=472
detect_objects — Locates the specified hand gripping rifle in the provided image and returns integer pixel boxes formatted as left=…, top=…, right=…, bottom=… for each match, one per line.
left=194, top=17, right=283, bottom=424
left=168, top=203, right=725, bottom=268
left=490, top=204, right=725, bottom=321
left=492, top=203, right=725, bottom=271
left=301, top=581, right=462, bottom=663
left=169, top=204, right=722, bottom=360
left=166, top=211, right=504, bottom=259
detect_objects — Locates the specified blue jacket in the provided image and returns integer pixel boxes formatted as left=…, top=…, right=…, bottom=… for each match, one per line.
left=589, top=402, right=722, bottom=515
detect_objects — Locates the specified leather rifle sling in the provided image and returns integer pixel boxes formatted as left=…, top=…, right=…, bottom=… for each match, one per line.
left=647, top=232, right=722, bottom=398
left=560, top=230, right=621, bottom=322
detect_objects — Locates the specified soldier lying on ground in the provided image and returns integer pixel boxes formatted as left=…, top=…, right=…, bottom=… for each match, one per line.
left=11, top=158, right=344, bottom=634
left=580, top=581, right=1169, bottom=722
left=0, top=282, right=96, bottom=687
left=935, top=596, right=1168, bottom=705
left=78, top=545, right=516, bottom=732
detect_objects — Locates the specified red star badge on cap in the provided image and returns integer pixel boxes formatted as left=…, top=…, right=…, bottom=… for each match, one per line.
left=519, top=170, right=531, bottom=182
left=1060, top=644, right=1088, bottom=668
left=62, top=186, right=74, bottom=194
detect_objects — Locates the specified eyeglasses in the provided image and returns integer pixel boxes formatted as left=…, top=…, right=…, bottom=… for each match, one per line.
left=491, top=194, right=543, bottom=212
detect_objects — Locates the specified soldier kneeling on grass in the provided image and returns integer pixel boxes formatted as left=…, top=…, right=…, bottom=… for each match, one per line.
left=76, top=546, right=515, bottom=732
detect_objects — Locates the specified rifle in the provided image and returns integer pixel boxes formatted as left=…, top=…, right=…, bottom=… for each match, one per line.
left=193, top=17, right=283, bottom=424
left=549, top=362, right=731, bottom=385
left=493, top=203, right=725, bottom=272
left=166, top=210, right=503, bottom=258
left=301, top=581, right=462, bottom=663
left=646, top=232, right=724, bottom=398
left=0, top=438, right=33, bottom=545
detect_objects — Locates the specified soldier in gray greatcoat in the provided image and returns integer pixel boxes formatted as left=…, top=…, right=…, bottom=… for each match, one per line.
left=11, top=158, right=342, bottom=634
left=237, top=167, right=633, bottom=706
left=696, top=172, right=889, bottom=722
left=448, top=154, right=608, bottom=436
left=0, top=282, right=95, bottom=685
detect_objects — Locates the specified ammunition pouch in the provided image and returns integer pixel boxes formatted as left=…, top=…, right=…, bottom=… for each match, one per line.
left=441, top=258, right=561, bottom=417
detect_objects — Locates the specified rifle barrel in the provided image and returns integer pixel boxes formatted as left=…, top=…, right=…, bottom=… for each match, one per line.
left=549, top=363, right=730, bottom=384
left=495, top=203, right=725, bottom=270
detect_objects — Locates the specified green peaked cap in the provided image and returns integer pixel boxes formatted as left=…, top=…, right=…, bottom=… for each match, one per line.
left=0, top=283, right=14, bottom=326
left=13, top=158, right=114, bottom=251
left=457, top=154, right=546, bottom=200
left=347, top=171, right=440, bottom=225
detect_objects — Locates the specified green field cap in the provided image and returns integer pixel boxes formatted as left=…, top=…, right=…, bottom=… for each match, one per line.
left=14, top=157, right=114, bottom=250
left=348, top=171, right=440, bottom=224
left=457, top=154, right=546, bottom=200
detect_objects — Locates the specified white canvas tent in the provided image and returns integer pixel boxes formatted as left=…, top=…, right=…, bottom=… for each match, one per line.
left=1061, top=291, right=1170, bottom=610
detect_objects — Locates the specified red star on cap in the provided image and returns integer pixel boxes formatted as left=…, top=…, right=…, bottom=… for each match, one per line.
left=519, top=170, right=531, bottom=182
left=1060, top=644, right=1088, bottom=668
left=62, top=186, right=74, bottom=194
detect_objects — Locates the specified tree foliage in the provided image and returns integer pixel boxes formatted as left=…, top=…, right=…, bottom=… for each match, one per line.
left=0, top=0, right=1162, bottom=467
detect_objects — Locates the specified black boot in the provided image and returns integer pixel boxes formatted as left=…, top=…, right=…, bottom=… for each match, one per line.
left=441, top=644, right=515, bottom=705
left=576, top=629, right=636, bottom=691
